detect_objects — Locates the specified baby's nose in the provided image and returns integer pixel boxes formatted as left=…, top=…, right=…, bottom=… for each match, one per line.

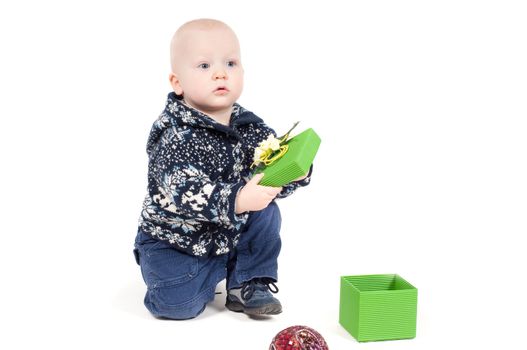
left=213, top=69, right=227, bottom=80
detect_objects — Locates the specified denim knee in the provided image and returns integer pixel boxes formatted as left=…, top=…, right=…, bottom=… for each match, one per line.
left=135, top=230, right=228, bottom=320
left=144, top=288, right=209, bottom=320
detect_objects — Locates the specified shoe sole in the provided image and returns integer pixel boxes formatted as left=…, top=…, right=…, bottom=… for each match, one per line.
left=225, top=300, right=282, bottom=315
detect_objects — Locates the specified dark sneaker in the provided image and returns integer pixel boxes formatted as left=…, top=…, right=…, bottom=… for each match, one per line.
left=226, top=278, right=282, bottom=315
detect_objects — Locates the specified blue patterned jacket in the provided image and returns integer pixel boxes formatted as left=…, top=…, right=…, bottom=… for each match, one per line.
left=138, top=93, right=311, bottom=256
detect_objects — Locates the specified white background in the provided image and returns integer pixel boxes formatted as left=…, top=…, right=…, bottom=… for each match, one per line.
left=1, top=0, right=526, bottom=349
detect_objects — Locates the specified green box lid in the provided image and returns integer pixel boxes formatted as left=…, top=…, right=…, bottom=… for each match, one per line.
left=255, top=128, right=321, bottom=187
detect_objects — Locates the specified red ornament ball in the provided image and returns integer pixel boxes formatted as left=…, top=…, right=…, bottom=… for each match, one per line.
left=269, top=325, right=329, bottom=350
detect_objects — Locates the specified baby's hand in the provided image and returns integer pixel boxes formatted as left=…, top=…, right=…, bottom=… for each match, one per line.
left=235, top=173, right=282, bottom=214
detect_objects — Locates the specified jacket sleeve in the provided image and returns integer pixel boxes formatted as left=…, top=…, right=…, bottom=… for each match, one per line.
left=147, top=134, right=248, bottom=231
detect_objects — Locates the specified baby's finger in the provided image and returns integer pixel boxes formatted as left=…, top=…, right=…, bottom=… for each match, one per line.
left=249, top=173, right=265, bottom=185
left=262, top=186, right=282, bottom=196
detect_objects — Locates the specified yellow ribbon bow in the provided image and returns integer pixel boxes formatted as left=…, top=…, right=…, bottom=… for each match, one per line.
left=251, top=122, right=299, bottom=169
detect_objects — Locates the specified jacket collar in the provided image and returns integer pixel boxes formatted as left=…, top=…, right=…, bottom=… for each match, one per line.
left=165, top=92, right=263, bottom=138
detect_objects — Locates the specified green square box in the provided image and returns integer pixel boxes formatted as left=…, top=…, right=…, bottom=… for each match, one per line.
left=256, top=128, right=321, bottom=187
left=339, top=274, right=418, bottom=342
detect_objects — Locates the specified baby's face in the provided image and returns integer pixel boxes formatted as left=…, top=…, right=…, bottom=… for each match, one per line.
left=171, top=27, right=243, bottom=115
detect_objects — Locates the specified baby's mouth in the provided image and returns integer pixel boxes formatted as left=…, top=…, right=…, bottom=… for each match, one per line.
left=214, top=86, right=229, bottom=93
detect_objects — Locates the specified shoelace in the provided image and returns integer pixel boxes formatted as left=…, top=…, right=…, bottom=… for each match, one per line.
left=240, top=278, right=279, bottom=301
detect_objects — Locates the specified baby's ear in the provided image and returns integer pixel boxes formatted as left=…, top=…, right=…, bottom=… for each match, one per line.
left=169, top=73, right=183, bottom=95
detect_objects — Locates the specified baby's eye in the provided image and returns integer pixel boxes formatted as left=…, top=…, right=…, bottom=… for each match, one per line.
left=227, top=60, right=237, bottom=67
left=198, top=63, right=210, bottom=69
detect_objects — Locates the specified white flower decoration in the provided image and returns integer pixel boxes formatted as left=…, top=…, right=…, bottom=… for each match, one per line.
left=253, top=135, right=281, bottom=165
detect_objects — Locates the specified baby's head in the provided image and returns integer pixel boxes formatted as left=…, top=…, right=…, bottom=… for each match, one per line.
left=169, top=19, right=243, bottom=117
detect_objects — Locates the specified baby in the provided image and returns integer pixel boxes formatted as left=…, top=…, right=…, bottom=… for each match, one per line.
left=134, top=19, right=312, bottom=319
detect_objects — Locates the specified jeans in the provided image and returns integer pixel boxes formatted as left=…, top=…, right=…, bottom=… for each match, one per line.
left=134, top=202, right=282, bottom=319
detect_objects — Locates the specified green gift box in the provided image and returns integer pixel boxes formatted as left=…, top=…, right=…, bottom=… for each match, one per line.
left=255, top=128, right=321, bottom=187
left=339, top=274, right=418, bottom=342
